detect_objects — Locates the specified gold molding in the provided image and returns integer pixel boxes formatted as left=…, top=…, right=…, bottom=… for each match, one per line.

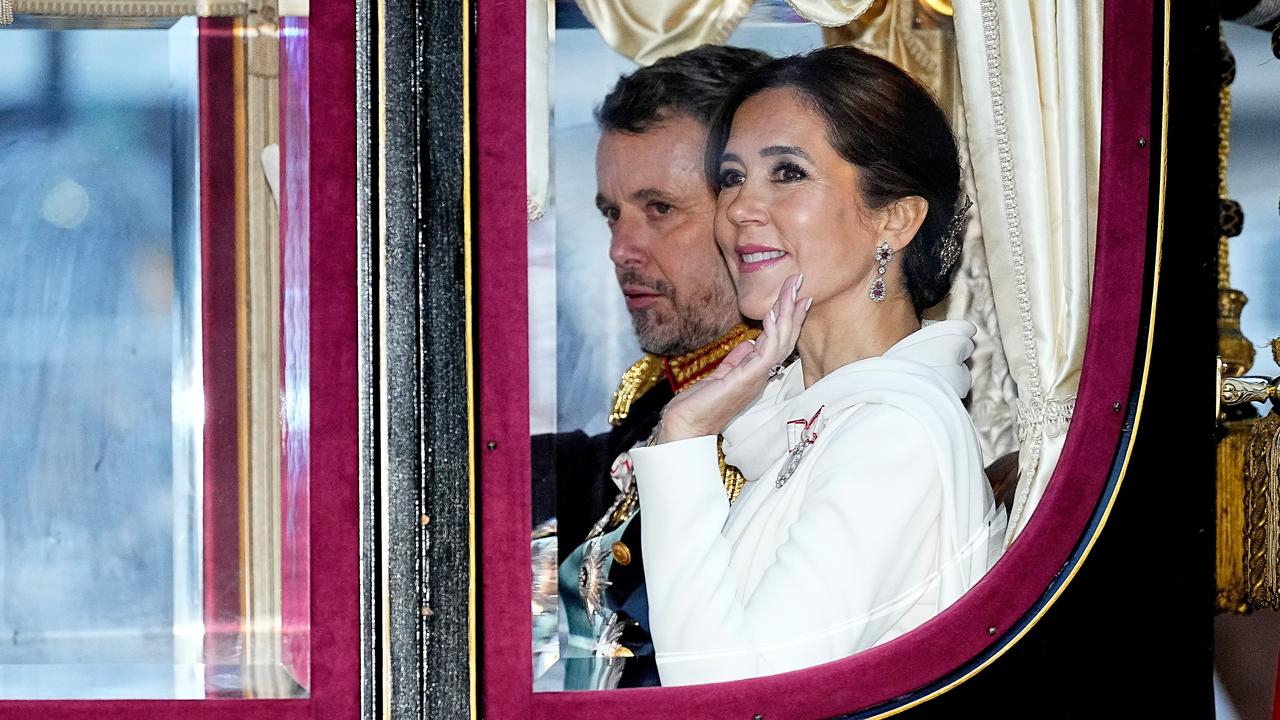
left=463, top=0, right=478, bottom=717
left=6, top=0, right=307, bottom=17
left=374, top=0, right=393, bottom=715
left=1220, top=288, right=1257, bottom=378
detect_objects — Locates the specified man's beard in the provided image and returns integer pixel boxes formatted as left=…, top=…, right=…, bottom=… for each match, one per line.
left=619, top=271, right=738, bottom=357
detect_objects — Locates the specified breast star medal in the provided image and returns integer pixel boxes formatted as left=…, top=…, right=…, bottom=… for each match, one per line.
left=776, top=405, right=824, bottom=489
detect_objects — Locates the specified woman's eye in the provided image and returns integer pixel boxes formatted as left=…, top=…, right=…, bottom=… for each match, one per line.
left=717, top=168, right=745, bottom=189
left=773, top=162, right=808, bottom=183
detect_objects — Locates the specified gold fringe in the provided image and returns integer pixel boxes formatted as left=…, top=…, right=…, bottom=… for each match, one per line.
left=608, top=356, right=666, bottom=426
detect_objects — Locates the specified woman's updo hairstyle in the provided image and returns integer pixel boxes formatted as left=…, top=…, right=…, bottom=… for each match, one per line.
left=706, top=46, right=964, bottom=314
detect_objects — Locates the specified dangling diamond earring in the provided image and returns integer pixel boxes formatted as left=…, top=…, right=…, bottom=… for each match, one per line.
left=869, top=241, right=893, bottom=302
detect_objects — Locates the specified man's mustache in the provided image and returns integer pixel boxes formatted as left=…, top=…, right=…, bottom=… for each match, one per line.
left=616, top=271, right=675, bottom=300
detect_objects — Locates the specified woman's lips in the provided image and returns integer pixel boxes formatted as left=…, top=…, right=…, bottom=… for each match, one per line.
left=736, top=245, right=787, bottom=273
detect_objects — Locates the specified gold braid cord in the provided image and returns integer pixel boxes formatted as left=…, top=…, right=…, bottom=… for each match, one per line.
left=1245, top=411, right=1280, bottom=609
left=719, top=436, right=747, bottom=504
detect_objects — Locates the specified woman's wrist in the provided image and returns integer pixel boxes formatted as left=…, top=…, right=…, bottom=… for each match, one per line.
left=651, top=411, right=710, bottom=445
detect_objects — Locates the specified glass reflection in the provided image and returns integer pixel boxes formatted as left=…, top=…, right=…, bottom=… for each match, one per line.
left=0, top=14, right=310, bottom=699
left=0, top=22, right=201, bottom=699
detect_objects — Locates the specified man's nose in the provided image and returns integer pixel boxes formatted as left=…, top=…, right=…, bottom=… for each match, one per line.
left=608, top=219, right=648, bottom=268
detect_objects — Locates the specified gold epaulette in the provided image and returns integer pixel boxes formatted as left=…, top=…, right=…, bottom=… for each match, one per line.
left=608, top=355, right=666, bottom=426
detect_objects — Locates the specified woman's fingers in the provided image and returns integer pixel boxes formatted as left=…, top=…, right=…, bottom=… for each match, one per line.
left=718, top=338, right=757, bottom=372
left=786, top=293, right=811, bottom=349
left=762, top=273, right=801, bottom=360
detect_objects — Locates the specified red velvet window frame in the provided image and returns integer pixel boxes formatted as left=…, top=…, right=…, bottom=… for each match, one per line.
left=475, top=1, right=1157, bottom=718
left=0, top=3, right=359, bottom=717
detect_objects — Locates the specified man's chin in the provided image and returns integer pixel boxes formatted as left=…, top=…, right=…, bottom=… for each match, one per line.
left=631, top=316, right=678, bottom=356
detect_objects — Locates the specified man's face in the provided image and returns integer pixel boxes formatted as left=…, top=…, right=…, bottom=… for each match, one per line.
left=595, top=114, right=741, bottom=357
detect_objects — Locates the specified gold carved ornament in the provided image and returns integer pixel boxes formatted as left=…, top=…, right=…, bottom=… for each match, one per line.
left=1212, top=25, right=1280, bottom=615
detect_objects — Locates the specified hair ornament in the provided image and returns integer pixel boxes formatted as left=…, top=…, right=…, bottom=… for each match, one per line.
left=937, top=194, right=973, bottom=278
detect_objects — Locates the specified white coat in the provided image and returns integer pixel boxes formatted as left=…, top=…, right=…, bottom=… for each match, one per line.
left=630, top=320, right=1007, bottom=686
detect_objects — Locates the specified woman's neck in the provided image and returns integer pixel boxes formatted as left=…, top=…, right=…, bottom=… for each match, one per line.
left=795, top=292, right=920, bottom=388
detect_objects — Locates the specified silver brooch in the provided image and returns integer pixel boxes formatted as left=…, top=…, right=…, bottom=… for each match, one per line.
left=776, top=405, right=824, bottom=489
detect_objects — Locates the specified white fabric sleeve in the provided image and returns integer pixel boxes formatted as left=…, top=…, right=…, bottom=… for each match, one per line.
left=631, top=408, right=942, bottom=686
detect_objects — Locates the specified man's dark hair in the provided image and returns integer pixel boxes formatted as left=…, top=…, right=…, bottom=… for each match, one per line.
left=706, top=46, right=964, bottom=315
left=595, top=45, right=773, bottom=133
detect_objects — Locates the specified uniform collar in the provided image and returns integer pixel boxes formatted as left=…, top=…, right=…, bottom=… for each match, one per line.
left=608, top=323, right=758, bottom=426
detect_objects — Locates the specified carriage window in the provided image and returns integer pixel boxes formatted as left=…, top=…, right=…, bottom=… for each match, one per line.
left=0, top=11, right=311, bottom=699
left=530, top=0, right=1102, bottom=692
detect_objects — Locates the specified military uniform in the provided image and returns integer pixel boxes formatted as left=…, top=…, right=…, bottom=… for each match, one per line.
left=532, top=324, right=754, bottom=689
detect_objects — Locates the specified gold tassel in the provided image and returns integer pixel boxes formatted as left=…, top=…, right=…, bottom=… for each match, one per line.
left=1218, top=418, right=1253, bottom=612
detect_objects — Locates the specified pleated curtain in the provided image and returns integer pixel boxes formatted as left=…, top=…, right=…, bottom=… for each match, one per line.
left=953, top=0, right=1102, bottom=543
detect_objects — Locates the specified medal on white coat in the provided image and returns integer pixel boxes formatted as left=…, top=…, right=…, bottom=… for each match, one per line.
left=776, top=405, right=824, bottom=489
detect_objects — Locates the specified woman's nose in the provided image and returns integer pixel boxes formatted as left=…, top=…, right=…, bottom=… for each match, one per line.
left=724, top=184, right=766, bottom=226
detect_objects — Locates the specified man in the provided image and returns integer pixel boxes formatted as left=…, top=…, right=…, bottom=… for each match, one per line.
left=531, top=45, right=771, bottom=689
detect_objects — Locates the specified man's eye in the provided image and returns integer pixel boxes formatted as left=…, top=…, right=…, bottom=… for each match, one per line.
left=651, top=202, right=673, bottom=215
left=717, top=169, right=745, bottom=189
left=602, top=207, right=619, bottom=223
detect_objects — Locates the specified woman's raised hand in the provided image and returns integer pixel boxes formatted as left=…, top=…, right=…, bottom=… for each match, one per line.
left=654, top=273, right=811, bottom=444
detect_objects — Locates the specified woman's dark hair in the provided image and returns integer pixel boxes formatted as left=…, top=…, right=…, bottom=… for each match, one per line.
left=706, top=46, right=964, bottom=313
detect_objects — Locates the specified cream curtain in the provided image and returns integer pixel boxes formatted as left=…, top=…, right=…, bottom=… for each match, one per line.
left=933, top=101, right=1020, bottom=470
left=528, top=0, right=550, bottom=222
left=826, top=0, right=1020, bottom=468
left=575, top=0, right=875, bottom=65
left=575, top=0, right=755, bottom=66
left=787, top=0, right=876, bottom=27
left=953, top=0, right=1102, bottom=543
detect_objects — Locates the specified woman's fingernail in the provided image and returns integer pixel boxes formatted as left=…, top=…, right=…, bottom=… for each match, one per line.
left=804, top=297, right=813, bottom=311
left=792, top=280, right=800, bottom=303
left=769, top=309, right=777, bottom=324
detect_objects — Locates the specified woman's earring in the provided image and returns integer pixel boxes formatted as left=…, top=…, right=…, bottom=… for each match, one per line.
left=869, top=241, right=893, bottom=302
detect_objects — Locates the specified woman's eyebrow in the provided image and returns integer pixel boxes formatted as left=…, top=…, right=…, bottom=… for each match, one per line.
left=718, top=152, right=744, bottom=166
left=760, top=145, right=812, bottom=162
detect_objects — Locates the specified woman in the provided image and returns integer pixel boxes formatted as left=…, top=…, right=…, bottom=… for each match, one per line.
left=630, top=46, right=1007, bottom=686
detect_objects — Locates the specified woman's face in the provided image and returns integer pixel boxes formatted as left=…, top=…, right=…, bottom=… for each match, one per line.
left=714, top=88, right=882, bottom=321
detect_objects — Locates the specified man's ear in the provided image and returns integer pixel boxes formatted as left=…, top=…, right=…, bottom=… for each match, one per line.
left=880, top=195, right=928, bottom=252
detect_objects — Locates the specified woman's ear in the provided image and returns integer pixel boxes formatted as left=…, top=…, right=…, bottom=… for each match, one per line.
left=880, top=195, right=928, bottom=252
